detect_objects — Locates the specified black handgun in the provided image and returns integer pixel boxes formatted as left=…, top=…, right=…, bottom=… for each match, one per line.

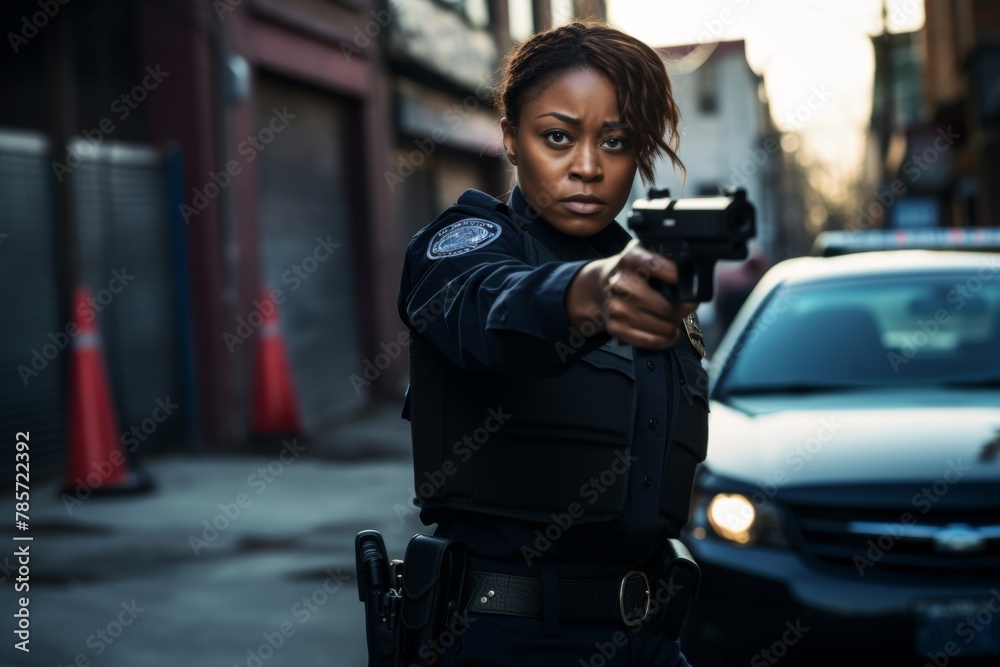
left=626, top=187, right=756, bottom=302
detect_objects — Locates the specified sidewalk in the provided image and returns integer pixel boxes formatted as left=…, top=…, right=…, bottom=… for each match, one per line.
left=2, top=403, right=425, bottom=667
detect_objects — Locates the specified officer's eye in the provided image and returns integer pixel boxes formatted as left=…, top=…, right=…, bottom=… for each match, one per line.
left=602, top=136, right=628, bottom=151
left=543, top=131, right=571, bottom=146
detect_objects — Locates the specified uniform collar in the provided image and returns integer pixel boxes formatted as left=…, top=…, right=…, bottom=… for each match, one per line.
left=456, top=188, right=510, bottom=216
left=508, top=185, right=633, bottom=259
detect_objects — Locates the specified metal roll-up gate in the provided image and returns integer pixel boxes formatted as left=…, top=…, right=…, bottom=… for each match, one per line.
left=71, top=139, right=186, bottom=452
left=0, top=130, right=65, bottom=478
left=256, top=74, right=364, bottom=430
left=0, top=129, right=188, bottom=481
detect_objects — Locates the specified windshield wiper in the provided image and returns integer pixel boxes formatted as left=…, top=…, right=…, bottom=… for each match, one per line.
left=720, top=383, right=867, bottom=396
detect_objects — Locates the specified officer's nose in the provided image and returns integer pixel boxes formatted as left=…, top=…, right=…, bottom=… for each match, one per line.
left=569, top=144, right=603, bottom=182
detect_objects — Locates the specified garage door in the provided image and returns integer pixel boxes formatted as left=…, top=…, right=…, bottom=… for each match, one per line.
left=256, top=74, right=364, bottom=430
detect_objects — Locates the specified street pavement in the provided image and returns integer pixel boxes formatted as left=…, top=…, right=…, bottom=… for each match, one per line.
left=2, top=403, right=425, bottom=667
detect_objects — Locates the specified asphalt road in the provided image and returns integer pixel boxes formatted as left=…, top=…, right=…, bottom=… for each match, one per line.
left=1, top=405, right=422, bottom=667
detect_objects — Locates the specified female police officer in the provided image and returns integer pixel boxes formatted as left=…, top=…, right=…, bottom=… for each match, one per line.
left=397, top=21, right=708, bottom=666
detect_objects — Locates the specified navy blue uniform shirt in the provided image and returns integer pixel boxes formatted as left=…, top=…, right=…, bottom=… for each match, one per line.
left=398, top=186, right=681, bottom=568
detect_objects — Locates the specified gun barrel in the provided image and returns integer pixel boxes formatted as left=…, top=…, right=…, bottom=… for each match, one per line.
left=630, top=198, right=753, bottom=237
left=627, top=189, right=755, bottom=258
left=626, top=188, right=757, bottom=301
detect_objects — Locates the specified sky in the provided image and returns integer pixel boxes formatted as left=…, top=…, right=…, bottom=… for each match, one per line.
left=608, top=0, right=926, bottom=208
left=608, top=0, right=925, bottom=48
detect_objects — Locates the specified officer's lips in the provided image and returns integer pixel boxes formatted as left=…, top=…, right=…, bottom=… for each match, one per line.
left=559, top=195, right=606, bottom=215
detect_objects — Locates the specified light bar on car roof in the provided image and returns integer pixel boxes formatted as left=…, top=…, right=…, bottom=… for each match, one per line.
left=811, top=228, right=1000, bottom=256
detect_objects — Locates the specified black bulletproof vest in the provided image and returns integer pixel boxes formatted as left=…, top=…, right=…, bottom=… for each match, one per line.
left=406, top=197, right=709, bottom=526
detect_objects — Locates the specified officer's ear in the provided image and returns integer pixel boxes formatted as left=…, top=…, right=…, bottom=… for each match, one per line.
left=500, top=117, right=517, bottom=166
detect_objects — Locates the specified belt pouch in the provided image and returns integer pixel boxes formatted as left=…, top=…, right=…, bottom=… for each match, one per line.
left=401, top=534, right=468, bottom=664
left=655, top=538, right=701, bottom=640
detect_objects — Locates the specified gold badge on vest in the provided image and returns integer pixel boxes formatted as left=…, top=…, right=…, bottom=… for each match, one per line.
left=683, top=313, right=707, bottom=358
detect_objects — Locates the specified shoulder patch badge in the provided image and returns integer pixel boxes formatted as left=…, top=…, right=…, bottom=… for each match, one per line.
left=426, top=219, right=502, bottom=260
left=683, top=313, right=707, bottom=359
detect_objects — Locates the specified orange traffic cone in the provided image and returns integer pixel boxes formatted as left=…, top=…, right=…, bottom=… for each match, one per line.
left=63, top=285, right=153, bottom=497
left=252, top=287, right=300, bottom=436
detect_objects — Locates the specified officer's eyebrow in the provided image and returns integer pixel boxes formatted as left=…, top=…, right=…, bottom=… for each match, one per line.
left=534, top=112, right=628, bottom=131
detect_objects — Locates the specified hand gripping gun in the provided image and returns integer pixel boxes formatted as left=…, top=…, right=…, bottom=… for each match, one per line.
left=626, top=187, right=756, bottom=302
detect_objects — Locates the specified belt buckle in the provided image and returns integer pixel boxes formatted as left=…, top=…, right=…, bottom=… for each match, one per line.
left=618, top=570, right=651, bottom=627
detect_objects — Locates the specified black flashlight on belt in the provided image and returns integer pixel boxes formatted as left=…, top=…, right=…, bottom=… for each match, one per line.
left=356, top=530, right=402, bottom=666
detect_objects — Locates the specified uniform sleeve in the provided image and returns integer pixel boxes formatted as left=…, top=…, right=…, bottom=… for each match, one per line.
left=398, top=216, right=607, bottom=374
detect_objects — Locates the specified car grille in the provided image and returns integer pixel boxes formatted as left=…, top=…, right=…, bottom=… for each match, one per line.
left=785, top=503, right=1000, bottom=578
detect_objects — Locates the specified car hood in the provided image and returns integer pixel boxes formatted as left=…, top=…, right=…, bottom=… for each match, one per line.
left=706, top=388, right=1000, bottom=486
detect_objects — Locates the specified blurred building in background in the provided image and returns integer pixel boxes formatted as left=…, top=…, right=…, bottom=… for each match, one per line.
left=0, top=0, right=604, bottom=477
left=384, top=0, right=506, bottom=246
left=645, top=40, right=809, bottom=352
left=656, top=43, right=772, bottom=249
left=866, top=0, right=1000, bottom=230
left=652, top=40, right=809, bottom=263
left=923, top=0, right=1000, bottom=228
left=868, top=27, right=938, bottom=228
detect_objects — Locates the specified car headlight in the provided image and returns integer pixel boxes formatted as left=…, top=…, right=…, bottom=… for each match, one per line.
left=689, top=491, right=790, bottom=548
left=707, top=493, right=755, bottom=543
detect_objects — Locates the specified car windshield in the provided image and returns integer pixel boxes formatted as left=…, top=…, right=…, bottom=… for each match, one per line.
left=717, top=270, right=1000, bottom=395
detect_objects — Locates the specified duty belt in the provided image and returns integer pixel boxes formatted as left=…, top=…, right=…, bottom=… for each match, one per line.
left=464, top=569, right=654, bottom=626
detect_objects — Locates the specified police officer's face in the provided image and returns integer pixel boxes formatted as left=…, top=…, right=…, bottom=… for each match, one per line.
left=502, top=67, right=638, bottom=237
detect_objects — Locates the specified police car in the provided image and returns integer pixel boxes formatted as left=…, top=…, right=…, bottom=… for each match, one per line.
left=679, top=239, right=1000, bottom=666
